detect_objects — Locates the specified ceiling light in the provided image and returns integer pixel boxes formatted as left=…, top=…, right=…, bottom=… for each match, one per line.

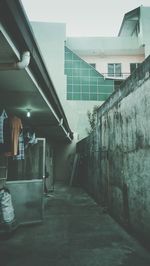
left=26, top=109, right=31, bottom=118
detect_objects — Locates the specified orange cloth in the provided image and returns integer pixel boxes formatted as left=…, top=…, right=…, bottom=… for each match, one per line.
left=10, top=116, right=23, bottom=156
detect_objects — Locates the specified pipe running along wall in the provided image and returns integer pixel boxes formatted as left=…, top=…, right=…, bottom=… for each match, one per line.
left=0, top=51, right=30, bottom=70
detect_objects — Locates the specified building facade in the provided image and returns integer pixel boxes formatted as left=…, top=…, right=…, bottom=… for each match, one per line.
left=31, top=6, right=150, bottom=139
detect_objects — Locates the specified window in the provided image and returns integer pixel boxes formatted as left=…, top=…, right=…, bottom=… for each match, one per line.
left=130, top=63, right=141, bottom=74
left=108, top=63, right=121, bottom=77
left=89, top=63, right=96, bottom=68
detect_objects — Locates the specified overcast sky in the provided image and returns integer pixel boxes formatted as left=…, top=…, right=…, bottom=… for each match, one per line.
left=21, top=0, right=150, bottom=37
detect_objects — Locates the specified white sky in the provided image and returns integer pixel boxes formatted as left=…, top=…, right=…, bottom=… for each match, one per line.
left=21, top=0, right=150, bottom=37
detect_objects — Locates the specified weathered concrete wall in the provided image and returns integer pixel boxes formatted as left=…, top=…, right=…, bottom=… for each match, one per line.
left=77, top=55, right=150, bottom=243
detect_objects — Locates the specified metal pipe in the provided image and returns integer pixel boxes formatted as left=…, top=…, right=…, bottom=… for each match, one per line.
left=0, top=51, right=30, bottom=70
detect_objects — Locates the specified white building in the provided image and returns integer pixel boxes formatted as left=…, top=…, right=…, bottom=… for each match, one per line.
left=67, top=6, right=150, bottom=82
left=31, top=6, right=150, bottom=139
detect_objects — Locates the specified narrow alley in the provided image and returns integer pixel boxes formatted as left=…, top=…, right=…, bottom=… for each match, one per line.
left=1, top=1, right=150, bottom=266
left=1, top=183, right=150, bottom=266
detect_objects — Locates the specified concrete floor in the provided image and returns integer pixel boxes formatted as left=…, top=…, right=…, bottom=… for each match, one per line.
left=0, top=183, right=150, bottom=266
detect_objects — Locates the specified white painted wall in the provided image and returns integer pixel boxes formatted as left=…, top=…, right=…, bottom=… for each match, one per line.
left=64, top=100, right=103, bottom=139
left=31, top=22, right=78, bottom=183
left=66, top=37, right=143, bottom=56
left=140, top=6, right=150, bottom=58
left=81, top=54, right=145, bottom=78
left=31, top=22, right=66, bottom=104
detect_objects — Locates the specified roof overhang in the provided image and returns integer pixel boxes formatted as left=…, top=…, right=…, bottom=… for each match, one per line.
left=0, top=0, right=73, bottom=142
left=118, top=7, right=140, bottom=37
left=66, top=36, right=144, bottom=56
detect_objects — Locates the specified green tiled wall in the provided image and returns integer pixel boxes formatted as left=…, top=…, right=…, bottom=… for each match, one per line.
left=65, top=46, right=114, bottom=101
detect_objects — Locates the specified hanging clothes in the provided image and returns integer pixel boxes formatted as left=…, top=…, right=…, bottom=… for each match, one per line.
left=24, top=127, right=37, bottom=148
left=10, top=116, right=23, bottom=156
left=0, top=116, right=12, bottom=154
left=13, top=131, right=24, bottom=160
left=0, top=109, right=8, bottom=144
left=0, top=112, right=28, bottom=160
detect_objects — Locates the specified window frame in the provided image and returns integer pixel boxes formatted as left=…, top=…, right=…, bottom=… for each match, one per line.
left=108, top=63, right=122, bottom=77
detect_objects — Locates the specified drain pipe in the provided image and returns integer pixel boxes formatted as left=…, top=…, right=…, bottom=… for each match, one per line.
left=0, top=51, right=30, bottom=70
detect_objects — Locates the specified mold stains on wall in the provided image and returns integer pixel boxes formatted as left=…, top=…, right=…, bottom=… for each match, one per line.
left=77, top=56, right=150, bottom=243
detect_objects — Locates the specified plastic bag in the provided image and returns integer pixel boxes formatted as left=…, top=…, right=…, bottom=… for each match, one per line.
left=0, top=188, right=15, bottom=224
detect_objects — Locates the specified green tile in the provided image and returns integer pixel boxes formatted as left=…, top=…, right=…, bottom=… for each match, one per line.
left=74, top=61, right=81, bottom=68
left=72, top=53, right=79, bottom=60
left=65, top=52, right=73, bottom=60
left=90, top=86, right=97, bottom=93
left=81, top=93, right=89, bottom=100
left=80, top=69, right=90, bottom=76
left=67, top=85, right=73, bottom=92
left=90, top=77, right=98, bottom=85
left=72, top=85, right=80, bottom=92
left=97, top=78, right=106, bottom=85
left=72, top=93, right=81, bottom=100
left=72, top=68, right=80, bottom=76
left=65, top=46, right=114, bottom=102
left=67, top=77, right=72, bottom=84
left=104, top=79, right=114, bottom=85
left=73, top=77, right=80, bottom=84
left=81, top=85, right=89, bottom=92
left=81, top=77, right=89, bottom=85
left=97, top=94, right=110, bottom=101
left=66, top=69, right=72, bottom=75
left=84, top=64, right=91, bottom=69
left=67, top=93, right=72, bottom=100
left=66, top=61, right=73, bottom=68
left=90, top=94, right=97, bottom=101
left=99, top=85, right=113, bottom=93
